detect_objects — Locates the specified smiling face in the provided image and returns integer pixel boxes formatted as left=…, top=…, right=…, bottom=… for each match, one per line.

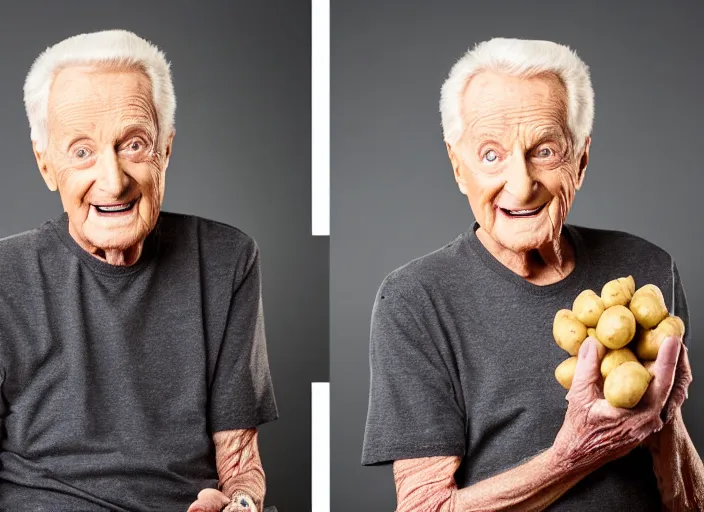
left=35, top=65, right=173, bottom=260
left=447, top=70, right=590, bottom=254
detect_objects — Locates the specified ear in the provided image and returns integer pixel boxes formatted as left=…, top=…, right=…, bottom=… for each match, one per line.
left=33, top=141, right=57, bottom=192
left=161, top=131, right=175, bottom=172
left=575, top=136, right=591, bottom=190
left=446, top=142, right=467, bottom=195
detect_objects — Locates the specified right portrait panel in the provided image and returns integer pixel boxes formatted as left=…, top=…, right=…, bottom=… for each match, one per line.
left=331, top=1, right=704, bottom=510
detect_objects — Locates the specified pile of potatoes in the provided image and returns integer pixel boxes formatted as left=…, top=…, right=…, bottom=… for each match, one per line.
left=553, top=276, right=685, bottom=409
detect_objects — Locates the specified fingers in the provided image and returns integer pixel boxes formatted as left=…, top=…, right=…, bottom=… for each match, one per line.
left=567, top=337, right=606, bottom=404
left=187, top=489, right=232, bottom=512
left=642, top=336, right=681, bottom=411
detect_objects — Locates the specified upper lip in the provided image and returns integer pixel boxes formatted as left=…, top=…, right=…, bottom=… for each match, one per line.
left=498, top=203, right=546, bottom=211
left=92, top=199, right=137, bottom=207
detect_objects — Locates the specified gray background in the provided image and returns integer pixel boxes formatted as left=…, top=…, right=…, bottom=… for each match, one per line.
left=0, top=1, right=327, bottom=510
left=331, top=0, right=704, bottom=509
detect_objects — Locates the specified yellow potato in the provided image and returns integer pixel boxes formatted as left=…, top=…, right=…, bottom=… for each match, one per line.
left=629, top=284, right=668, bottom=329
left=635, top=315, right=685, bottom=360
left=604, top=361, right=652, bottom=408
left=600, top=347, right=638, bottom=379
left=553, top=309, right=587, bottom=355
left=587, top=327, right=597, bottom=339
left=601, top=276, right=636, bottom=309
left=555, top=356, right=578, bottom=390
left=572, top=290, right=605, bottom=327
left=595, top=305, right=636, bottom=349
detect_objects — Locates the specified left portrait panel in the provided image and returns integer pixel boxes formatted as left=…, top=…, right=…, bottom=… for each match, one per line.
left=0, top=1, right=327, bottom=511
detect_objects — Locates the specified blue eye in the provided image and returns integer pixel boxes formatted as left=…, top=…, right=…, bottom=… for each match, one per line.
left=483, top=150, right=498, bottom=163
left=75, top=148, right=91, bottom=159
left=536, top=147, right=554, bottom=158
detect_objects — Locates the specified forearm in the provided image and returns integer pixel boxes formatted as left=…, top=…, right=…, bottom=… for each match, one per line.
left=648, top=409, right=704, bottom=511
left=395, top=449, right=599, bottom=512
left=214, top=429, right=266, bottom=510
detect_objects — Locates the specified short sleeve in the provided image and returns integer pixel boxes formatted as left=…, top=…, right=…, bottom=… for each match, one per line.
left=671, top=259, right=691, bottom=349
left=361, top=273, right=466, bottom=466
left=208, top=242, right=278, bottom=433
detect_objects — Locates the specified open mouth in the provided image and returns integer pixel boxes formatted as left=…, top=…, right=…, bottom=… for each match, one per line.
left=498, top=202, right=547, bottom=218
left=92, top=200, right=137, bottom=214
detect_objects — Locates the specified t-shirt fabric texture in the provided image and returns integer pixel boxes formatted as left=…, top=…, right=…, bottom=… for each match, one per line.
left=362, top=222, right=690, bottom=511
left=0, top=212, right=278, bottom=511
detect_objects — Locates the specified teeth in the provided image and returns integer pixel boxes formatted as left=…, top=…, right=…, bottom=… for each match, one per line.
left=95, top=202, right=133, bottom=213
left=504, top=205, right=543, bottom=216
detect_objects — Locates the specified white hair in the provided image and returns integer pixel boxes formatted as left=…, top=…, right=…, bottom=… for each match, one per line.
left=24, top=29, right=176, bottom=152
left=440, top=38, right=594, bottom=154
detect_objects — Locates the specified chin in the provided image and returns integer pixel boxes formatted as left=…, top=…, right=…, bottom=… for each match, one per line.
left=490, top=225, right=553, bottom=253
left=85, top=228, right=147, bottom=253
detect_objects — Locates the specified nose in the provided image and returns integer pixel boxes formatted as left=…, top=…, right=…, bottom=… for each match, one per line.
left=503, top=152, right=537, bottom=204
left=96, top=147, right=130, bottom=196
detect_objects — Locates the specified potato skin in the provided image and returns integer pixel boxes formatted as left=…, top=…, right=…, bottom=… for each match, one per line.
left=572, top=289, right=605, bottom=327
left=553, top=309, right=587, bottom=355
left=601, top=276, right=636, bottom=309
left=601, top=347, right=638, bottom=379
left=555, top=356, right=578, bottom=390
left=595, top=305, right=637, bottom=349
left=635, top=315, right=685, bottom=360
left=604, top=361, right=651, bottom=408
left=629, top=284, right=668, bottom=329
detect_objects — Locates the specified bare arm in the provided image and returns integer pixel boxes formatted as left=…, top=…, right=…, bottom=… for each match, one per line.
left=393, top=337, right=681, bottom=512
left=394, top=448, right=617, bottom=512
left=187, top=428, right=265, bottom=512
left=215, top=428, right=266, bottom=511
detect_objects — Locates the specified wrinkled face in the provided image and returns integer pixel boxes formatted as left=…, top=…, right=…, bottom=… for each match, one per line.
left=447, top=71, right=590, bottom=254
left=35, top=66, right=173, bottom=256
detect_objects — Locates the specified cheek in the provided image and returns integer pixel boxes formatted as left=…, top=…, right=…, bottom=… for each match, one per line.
left=55, top=167, right=93, bottom=206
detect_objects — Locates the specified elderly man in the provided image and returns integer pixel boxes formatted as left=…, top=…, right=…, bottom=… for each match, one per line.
left=362, top=38, right=703, bottom=511
left=0, top=30, right=277, bottom=511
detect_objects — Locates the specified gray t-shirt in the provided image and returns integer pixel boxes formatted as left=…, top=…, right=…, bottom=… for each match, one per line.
left=362, top=222, right=690, bottom=511
left=0, top=212, right=278, bottom=511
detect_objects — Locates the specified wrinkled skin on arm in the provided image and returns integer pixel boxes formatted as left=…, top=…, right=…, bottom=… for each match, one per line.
left=393, top=337, right=686, bottom=512
left=188, top=428, right=265, bottom=512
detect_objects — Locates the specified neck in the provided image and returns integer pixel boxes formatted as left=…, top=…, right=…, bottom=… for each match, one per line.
left=475, top=227, right=576, bottom=285
left=68, top=221, right=144, bottom=267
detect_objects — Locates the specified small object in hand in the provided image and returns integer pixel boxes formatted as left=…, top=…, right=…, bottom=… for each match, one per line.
left=553, top=309, right=587, bottom=355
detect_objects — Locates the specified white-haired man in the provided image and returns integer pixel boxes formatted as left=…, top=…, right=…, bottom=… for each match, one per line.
left=0, top=30, right=277, bottom=512
left=362, top=38, right=703, bottom=511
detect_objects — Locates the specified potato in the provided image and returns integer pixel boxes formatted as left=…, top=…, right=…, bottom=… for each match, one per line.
left=572, top=290, right=605, bottom=327
left=587, top=327, right=597, bottom=339
left=553, top=309, right=587, bottom=355
left=600, top=347, right=638, bottom=379
left=629, top=284, right=668, bottom=329
left=601, top=276, right=636, bottom=309
left=635, top=315, right=685, bottom=360
left=604, top=361, right=651, bottom=408
left=555, top=356, right=578, bottom=390
left=595, top=305, right=636, bottom=349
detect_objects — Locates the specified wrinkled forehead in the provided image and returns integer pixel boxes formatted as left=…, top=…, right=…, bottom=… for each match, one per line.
left=461, top=70, right=569, bottom=139
left=47, top=65, right=157, bottom=130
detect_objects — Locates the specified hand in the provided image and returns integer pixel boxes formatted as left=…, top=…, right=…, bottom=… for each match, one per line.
left=552, top=336, right=680, bottom=471
left=659, top=337, right=691, bottom=424
left=187, top=489, right=230, bottom=512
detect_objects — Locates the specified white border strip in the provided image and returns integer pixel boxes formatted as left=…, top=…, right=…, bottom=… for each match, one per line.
left=312, top=382, right=330, bottom=512
left=311, top=0, right=330, bottom=236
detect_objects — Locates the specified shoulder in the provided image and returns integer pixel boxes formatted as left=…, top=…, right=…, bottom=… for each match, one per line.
left=377, top=233, right=466, bottom=300
left=569, top=224, right=673, bottom=265
left=158, top=212, right=259, bottom=263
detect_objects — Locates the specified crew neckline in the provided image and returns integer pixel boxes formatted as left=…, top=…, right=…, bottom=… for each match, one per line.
left=465, top=221, right=589, bottom=297
left=50, top=212, right=162, bottom=277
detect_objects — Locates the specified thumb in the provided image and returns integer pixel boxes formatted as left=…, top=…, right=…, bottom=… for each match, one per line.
left=187, top=489, right=231, bottom=512
left=567, top=337, right=606, bottom=402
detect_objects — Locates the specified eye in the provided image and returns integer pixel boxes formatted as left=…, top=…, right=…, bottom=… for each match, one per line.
left=482, top=149, right=498, bottom=163
left=535, top=147, right=554, bottom=158
left=125, top=139, right=144, bottom=152
left=74, top=147, right=92, bottom=160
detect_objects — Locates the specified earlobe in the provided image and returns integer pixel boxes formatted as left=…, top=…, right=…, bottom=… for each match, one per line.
left=446, top=142, right=468, bottom=195
left=32, top=141, right=57, bottom=192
